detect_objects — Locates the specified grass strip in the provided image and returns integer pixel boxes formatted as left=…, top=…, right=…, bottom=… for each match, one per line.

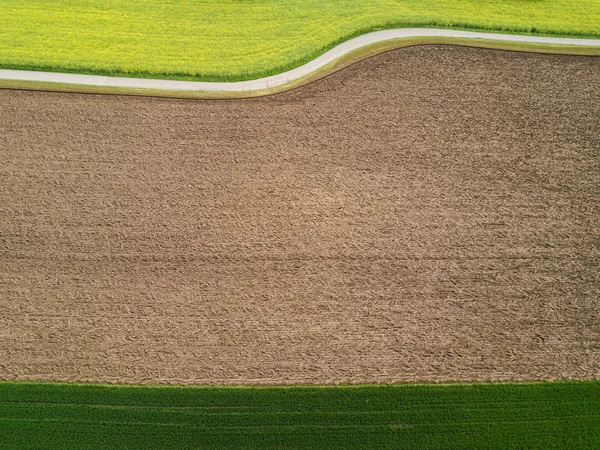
left=0, top=381, right=598, bottom=449
left=1, top=0, right=599, bottom=82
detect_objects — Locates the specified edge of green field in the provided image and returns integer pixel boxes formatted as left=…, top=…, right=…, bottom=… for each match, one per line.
left=2, top=25, right=599, bottom=84
left=2, top=39, right=599, bottom=99
left=1, top=380, right=599, bottom=449
left=2, top=0, right=600, bottom=83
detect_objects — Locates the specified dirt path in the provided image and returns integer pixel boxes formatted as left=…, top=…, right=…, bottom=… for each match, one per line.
left=1, top=46, right=599, bottom=385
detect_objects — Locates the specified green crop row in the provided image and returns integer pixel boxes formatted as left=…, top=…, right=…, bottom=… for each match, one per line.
left=1, top=0, right=599, bottom=82
left=1, top=381, right=599, bottom=449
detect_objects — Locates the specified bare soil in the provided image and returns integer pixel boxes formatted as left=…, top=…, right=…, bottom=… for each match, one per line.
left=1, top=46, right=599, bottom=385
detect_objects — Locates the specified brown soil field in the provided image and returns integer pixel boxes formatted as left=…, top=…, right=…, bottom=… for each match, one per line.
left=1, top=46, right=599, bottom=385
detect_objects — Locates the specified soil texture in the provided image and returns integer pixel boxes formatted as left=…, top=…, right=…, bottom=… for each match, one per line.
left=1, top=46, right=599, bottom=384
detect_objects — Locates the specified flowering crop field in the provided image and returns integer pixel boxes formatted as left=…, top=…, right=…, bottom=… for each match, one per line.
left=1, top=0, right=599, bottom=81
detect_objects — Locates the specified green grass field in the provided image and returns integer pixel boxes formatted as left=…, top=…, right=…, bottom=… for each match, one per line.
left=1, top=0, right=599, bottom=81
left=1, top=381, right=599, bottom=449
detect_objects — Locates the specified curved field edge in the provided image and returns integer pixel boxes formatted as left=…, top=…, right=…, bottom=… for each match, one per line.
left=1, top=381, right=599, bottom=449
left=1, top=25, right=599, bottom=84
left=2, top=0, right=600, bottom=82
left=2, top=39, right=599, bottom=100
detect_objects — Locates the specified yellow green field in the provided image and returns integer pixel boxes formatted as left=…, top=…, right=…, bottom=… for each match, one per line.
left=1, top=0, right=599, bottom=81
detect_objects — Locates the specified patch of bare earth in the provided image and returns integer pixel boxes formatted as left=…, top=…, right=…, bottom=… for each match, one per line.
left=0, top=46, right=599, bottom=385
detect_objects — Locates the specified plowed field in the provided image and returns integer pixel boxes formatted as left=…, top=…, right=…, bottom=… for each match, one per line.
left=1, top=46, right=599, bottom=385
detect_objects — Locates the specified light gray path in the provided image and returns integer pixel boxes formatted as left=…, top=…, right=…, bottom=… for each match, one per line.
left=1, top=28, right=598, bottom=92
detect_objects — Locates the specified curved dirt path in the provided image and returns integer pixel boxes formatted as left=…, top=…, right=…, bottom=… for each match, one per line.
left=0, top=28, right=599, bottom=92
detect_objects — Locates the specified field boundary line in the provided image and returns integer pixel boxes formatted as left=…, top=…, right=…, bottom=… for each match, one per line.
left=0, top=28, right=599, bottom=97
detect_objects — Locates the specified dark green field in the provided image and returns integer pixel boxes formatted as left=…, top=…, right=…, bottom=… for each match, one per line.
left=1, top=381, right=599, bottom=449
